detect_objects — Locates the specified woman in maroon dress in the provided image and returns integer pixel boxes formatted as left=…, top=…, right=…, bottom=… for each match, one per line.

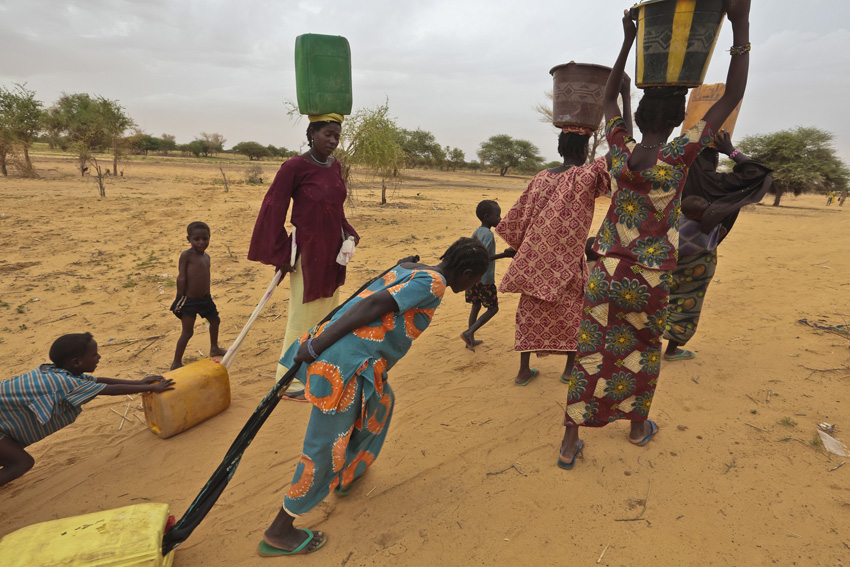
left=248, top=114, right=359, bottom=398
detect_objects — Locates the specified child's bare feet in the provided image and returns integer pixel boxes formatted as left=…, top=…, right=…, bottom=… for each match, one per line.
left=210, top=346, right=227, bottom=357
left=460, top=331, right=482, bottom=352
left=170, top=361, right=183, bottom=371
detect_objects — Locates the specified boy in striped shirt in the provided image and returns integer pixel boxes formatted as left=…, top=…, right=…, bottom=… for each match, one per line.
left=0, top=332, right=174, bottom=487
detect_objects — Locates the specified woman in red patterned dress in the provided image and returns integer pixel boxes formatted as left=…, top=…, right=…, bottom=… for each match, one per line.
left=496, top=129, right=611, bottom=386
left=558, top=1, right=751, bottom=469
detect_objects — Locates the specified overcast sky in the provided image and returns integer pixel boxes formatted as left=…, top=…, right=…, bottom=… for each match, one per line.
left=2, top=0, right=848, bottom=164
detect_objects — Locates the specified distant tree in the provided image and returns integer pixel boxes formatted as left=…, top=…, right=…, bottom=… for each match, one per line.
left=98, top=97, right=135, bottom=175
left=266, top=144, right=280, bottom=158
left=446, top=147, right=465, bottom=171
left=198, top=132, right=226, bottom=156
left=160, top=133, right=177, bottom=156
left=135, top=134, right=162, bottom=156
left=398, top=128, right=443, bottom=168
left=738, top=127, right=850, bottom=206
left=338, top=100, right=406, bottom=203
left=46, top=93, right=111, bottom=176
left=0, top=83, right=43, bottom=176
left=232, top=141, right=271, bottom=161
left=478, top=135, right=543, bottom=176
left=184, top=140, right=205, bottom=157
left=0, top=130, right=10, bottom=176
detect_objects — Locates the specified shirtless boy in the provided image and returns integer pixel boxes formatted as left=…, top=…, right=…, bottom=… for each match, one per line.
left=170, top=221, right=227, bottom=370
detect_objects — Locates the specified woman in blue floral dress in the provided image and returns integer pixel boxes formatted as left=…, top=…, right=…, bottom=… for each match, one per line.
left=559, top=1, right=752, bottom=468
left=257, top=238, right=488, bottom=556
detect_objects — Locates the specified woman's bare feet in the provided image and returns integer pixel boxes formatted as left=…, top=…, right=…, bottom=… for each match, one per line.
left=210, top=346, right=227, bottom=357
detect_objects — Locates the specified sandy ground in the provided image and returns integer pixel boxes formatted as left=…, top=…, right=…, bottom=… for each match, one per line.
left=1, top=153, right=849, bottom=566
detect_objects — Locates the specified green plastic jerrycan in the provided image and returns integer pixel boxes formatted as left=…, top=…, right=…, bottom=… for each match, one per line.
left=294, top=33, right=353, bottom=116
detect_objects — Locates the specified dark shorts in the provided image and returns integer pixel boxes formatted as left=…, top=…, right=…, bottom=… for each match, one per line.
left=171, top=294, right=219, bottom=320
left=465, top=282, right=498, bottom=309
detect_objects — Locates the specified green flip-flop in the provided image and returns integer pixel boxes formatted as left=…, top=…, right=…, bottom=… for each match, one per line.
left=515, top=368, right=539, bottom=386
left=257, top=529, right=326, bottom=556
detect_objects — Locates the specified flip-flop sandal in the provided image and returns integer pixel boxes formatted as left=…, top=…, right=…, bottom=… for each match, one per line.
left=663, top=350, right=695, bottom=361
left=629, top=420, right=659, bottom=447
left=257, top=529, right=326, bottom=556
left=515, top=368, right=539, bottom=386
left=557, top=439, right=584, bottom=470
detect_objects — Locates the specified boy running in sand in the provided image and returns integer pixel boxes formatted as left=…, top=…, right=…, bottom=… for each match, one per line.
left=170, top=221, right=227, bottom=370
left=461, top=200, right=514, bottom=352
left=0, top=332, right=173, bottom=487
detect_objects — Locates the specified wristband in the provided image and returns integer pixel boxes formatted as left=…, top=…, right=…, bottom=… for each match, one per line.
left=729, top=43, right=751, bottom=56
left=306, top=338, right=319, bottom=360
left=729, top=149, right=741, bottom=159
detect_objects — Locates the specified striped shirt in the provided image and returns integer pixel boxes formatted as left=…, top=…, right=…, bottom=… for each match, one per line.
left=0, top=364, right=106, bottom=447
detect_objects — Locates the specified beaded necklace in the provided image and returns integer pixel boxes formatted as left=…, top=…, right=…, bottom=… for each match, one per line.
left=309, top=151, right=329, bottom=166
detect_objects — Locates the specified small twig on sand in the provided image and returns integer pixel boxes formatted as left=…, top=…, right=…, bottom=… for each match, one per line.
left=787, top=530, right=800, bottom=538
left=829, top=462, right=846, bottom=472
left=723, top=459, right=737, bottom=475
left=130, top=335, right=162, bottom=359
left=801, top=365, right=850, bottom=373
left=616, top=480, right=651, bottom=521
left=744, top=423, right=765, bottom=432
left=597, top=542, right=611, bottom=564
left=341, top=551, right=353, bottom=567
left=366, top=486, right=377, bottom=496
left=101, top=335, right=165, bottom=347
left=487, top=464, right=527, bottom=477
left=117, top=405, right=130, bottom=430
left=746, top=394, right=759, bottom=405
left=765, top=390, right=772, bottom=404
left=135, top=414, right=147, bottom=426
left=691, top=375, right=700, bottom=384
left=47, top=313, right=77, bottom=324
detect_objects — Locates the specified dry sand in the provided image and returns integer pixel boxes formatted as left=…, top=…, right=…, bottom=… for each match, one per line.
left=1, top=153, right=849, bottom=566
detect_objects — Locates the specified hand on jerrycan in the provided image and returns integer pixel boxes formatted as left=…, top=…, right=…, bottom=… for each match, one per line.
left=622, top=9, right=637, bottom=43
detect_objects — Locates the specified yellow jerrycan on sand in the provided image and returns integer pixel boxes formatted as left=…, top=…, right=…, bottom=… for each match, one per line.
left=143, top=270, right=283, bottom=439
left=142, top=358, right=231, bottom=439
left=0, top=503, right=176, bottom=566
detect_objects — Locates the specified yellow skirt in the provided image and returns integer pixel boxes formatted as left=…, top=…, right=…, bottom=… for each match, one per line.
left=275, top=257, right=340, bottom=380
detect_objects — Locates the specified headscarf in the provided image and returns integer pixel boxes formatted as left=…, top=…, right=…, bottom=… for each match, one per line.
left=308, top=113, right=344, bottom=124
left=561, top=125, right=594, bottom=136
left=683, top=153, right=773, bottom=242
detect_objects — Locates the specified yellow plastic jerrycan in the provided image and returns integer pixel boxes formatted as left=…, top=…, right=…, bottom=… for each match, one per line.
left=0, top=503, right=175, bottom=566
left=143, top=358, right=230, bottom=439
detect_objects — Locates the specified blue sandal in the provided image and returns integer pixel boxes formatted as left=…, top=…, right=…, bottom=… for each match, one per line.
left=630, top=420, right=659, bottom=447
left=557, top=440, right=584, bottom=470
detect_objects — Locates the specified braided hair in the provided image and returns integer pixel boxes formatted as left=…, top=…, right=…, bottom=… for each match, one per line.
left=634, top=86, right=688, bottom=133
left=49, top=332, right=94, bottom=367
left=558, top=132, right=590, bottom=161
left=439, top=237, right=489, bottom=278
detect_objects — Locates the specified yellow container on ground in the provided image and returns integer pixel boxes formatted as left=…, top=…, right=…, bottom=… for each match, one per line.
left=0, top=503, right=175, bottom=566
left=143, top=358, right=231, bottom=439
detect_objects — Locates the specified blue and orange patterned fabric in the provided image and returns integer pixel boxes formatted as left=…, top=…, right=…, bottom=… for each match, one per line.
left=280, top=266, right=446, bottom=415
left=593, top=116, right=714, bottom=271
